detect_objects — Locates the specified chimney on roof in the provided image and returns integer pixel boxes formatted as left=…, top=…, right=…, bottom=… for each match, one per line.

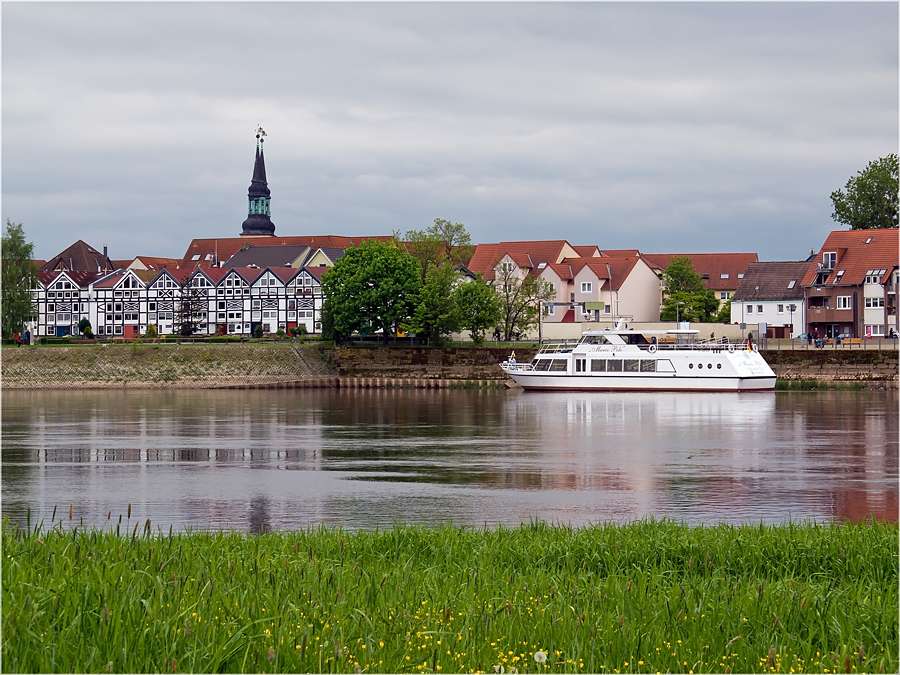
left=103, top=246, right=108, bottom=257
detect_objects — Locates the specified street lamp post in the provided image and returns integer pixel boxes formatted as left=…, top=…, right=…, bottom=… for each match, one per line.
left=788, top=304, right=795, bottom=339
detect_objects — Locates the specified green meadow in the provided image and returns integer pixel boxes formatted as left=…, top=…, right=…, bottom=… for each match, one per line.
left=2, top=519, right=896, bottom=674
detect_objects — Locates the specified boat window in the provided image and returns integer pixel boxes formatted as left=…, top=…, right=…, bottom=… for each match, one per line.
left=624, top=359, right=639, bottom=372
left=582, top=335, right=610, bottom=345
left=550, top=359, right=568, bottom=372
left=624, top=334, right=650, bottom=345
left=607, top=360, right=623, bottom=372
left=656, top=359, right=675, bottom=373
left=533, top=359, right=551, bottom=371
left=640, top=360, right=656, bottom=372
left=590, top=359, right=607, bottom=372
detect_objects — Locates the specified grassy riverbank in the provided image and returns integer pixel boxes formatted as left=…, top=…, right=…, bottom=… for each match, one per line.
left=3, top=520, right=896, bottom=674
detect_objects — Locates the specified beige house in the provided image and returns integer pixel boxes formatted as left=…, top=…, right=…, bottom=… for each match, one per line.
left=540, top=256, right=661, bottom=323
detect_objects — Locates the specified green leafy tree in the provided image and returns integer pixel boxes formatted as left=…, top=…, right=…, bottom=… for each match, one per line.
left=1, top=220, right=38, bottom=340
left=663, top=256, right=705, bottom=294
left=321, top=240, right=422, bottom=344
left=455, top=274, right=501, bottom=345
left=830, top=154, right=899, bottom=230
left=409, top=263, right=460, bottom=345
left=659, top=256, right=720, bottom=323
left=713, top=298, right=732, bottom=324
left=398, top=218, right=475, bottom=280
left=495, top=266, right=556, bottom=341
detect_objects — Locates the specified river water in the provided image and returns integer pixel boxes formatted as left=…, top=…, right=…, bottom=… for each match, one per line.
left=1, top=389, right=896, bottom=532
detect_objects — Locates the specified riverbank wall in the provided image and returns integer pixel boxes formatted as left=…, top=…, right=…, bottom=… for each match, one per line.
left=2, top=343, right=896, bottom=389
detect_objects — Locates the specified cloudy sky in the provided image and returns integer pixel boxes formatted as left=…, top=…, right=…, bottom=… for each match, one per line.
left=3, top=2, right=897, bottom=263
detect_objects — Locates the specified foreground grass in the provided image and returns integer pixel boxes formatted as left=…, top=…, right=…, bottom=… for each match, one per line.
left=2, top=520, right=897, bottom=674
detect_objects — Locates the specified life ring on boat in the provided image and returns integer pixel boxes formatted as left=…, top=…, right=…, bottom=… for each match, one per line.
left=648, top=344, right=657, bottom=353
left=728, top=343, right=735, bottom=353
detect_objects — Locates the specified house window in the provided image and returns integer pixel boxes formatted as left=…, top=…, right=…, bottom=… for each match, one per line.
left=836, top=296, right=851, bottom=309
left=720, top=292, right=729, bottom=300
left=720, top=273, right=729, bottom=279
left=580, top=282, right=592, bottom=293
left=543, top=304, right=554, bottom=316
left=756, top=305, right=763, bottom=313
left=823, top=252, right=836, bottom=269
left=865, top=297, right=885, bottom=308
left=746, top=305, right=753, bottom=314
left=777, top=305, right=784, bottom=313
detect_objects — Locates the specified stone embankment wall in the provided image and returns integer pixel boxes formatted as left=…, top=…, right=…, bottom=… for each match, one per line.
left=760, top=349, right=897, bottom=388
left=1, top=343, right=336, bottom=389
left=3, top=344, right=895, bottom=389
left=322, top=346, right=538, bottom=380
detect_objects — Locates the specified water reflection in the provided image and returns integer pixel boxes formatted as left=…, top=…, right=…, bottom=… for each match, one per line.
left=2, top=389, right=896, bottom=531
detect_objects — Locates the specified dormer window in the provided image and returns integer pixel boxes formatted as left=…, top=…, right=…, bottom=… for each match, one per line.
left=787, top=280, right=796, bottom=289
left=823, top=252, right=836, bottom=269
left=720, top=273, right=729, bottom=279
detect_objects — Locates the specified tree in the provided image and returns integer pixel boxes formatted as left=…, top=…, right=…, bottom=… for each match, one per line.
left=660, top=257, right=719, bottom=323
left=713, top=298, right=732, bottom=324
left=830, top=154, right=899, bottom=230
left=176, top=276, right=207, bottom=336
left=455, top=274, right=501, bottom=345
left=495, top=266, right=556, bottom=341
left=663, top=256, right=705, bottom=294
left=1, top=220, right=38, bottom=340
left=408, top=263, right=460, bottom=345
left=399, top=218, right=475, bottom=279
left=320, top=240, right=422, bottom=344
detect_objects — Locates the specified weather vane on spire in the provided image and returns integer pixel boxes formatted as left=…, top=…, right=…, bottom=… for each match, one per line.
left=256, top=125, right=267, bottom=145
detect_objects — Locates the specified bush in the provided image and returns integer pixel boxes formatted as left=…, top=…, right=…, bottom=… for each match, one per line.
left=254, top=325, right=264, bottom=339
left=204, top=336, right=242, bottom=343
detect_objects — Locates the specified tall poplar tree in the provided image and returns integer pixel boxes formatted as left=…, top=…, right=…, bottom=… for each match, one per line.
left=2, top=220, right=39, bottom=339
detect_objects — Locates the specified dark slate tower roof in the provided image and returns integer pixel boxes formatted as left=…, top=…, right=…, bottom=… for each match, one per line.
left=241, top=128, right=276, bottom=237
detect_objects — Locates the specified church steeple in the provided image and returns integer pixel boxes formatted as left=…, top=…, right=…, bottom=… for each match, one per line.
left=241, top=127, right=276, bottom=237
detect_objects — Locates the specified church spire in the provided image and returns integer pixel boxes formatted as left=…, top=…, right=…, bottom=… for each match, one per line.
left=241, top=126, right=276, bottom=237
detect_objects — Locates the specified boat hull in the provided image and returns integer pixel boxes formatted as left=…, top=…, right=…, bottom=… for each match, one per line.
left=501, top=370, right=775, bottom=392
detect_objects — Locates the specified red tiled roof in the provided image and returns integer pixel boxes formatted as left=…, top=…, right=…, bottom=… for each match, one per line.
left=135, top=256, right=180, bottom=270
left=571, top=245, right=601, bottom=257
left=641, top=252, right=758, bottom=291
left=93, top=270, right=126, bottom=288
left=36, top=270, right=107, bottom=288
left=306, top=266, right=328, bottom=282
left=40, top=240, right=116, bottom=274
left=572, top=257, right=641, bottom=291
left=178, top=235, right=392, bottom=269
left=269, top=266, right=302, bottom=283
left=467, top=240, right=576, bottom=280
left=599, top=249, right=641, bottom=257
left=800, top=229, right=899, bottom=288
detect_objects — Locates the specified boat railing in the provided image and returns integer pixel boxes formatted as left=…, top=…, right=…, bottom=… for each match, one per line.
left=501, top=360, right=535, bottom=372
left=536, top=340, right=581, bottom=355
left=650, top=337, right=745, bottom=352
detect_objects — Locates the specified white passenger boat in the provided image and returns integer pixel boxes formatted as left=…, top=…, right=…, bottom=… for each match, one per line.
left=500, top=329, right=776, bottom=391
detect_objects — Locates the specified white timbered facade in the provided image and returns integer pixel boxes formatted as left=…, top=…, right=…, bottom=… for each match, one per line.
left=30, top=265, right=326, bottom=338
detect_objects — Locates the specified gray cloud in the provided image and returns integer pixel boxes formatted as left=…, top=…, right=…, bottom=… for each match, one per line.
left=3, top=2, right=896, bottom=262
